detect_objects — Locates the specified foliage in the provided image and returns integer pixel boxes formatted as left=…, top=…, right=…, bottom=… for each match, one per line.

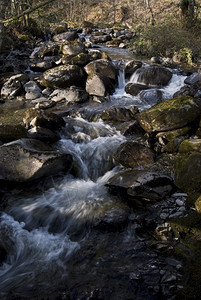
left=131, top=20, right=201, bottom=63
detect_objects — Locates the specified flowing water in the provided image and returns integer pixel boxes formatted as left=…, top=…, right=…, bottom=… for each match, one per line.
left=0, top=55, right=187, bottom=299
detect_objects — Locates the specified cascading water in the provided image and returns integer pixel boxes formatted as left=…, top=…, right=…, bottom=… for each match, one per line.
left=0, top=54, right=188, bottom=299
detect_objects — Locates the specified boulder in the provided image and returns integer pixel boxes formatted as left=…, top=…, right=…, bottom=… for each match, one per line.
left=62, top=52, right=90, bottom=66
left=0, top=124, right=27, bottom=142
left=113, top=141, right=155, bottom=168
left=0, top=138, right=73, bottom=182
left=101, top=106, right=138, bottom=122
left=178, top=138, right=201, bottom=153
left=175, top=152, right=201, bottom=193
left=86, top=73, right=115, bottom=97
left=184, top=72, right=201, bottom=85
left=50, top=87, right=88, bottom=103
left=107, top=170, right=174, bottom=202
left=29, top=42, right=60, bottom=59
left=52, top=31, right=78, bottom=42
left=27, top=126, right=60, bottom=143
left=1, top=74, right=29, bottom=99
left=93, top=203, right=129, bottom=231
left=24, top=81, right=42, bottom=100
left=61, top=41, right=85, bottom=56
left=135, top=96, right=201, bottom=133
left=90, top=35, right=112, bottom=44
left=124, top=60, right=142, bottom=77
left=41, top=65, right=85, bottom=89
left=134, top=65, right=172, bottom=87
left=23, top=108, right=65, bottom=130
left=139, top=89, right=163, bottom=106
left=84, top=59, right=117, bottom=81
left=125, top=82, right=150, bottom=96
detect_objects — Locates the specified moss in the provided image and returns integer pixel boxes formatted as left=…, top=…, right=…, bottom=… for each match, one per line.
left=179, top=139, right=201, bottom=153
left=170, top=213, right=201, bottom=299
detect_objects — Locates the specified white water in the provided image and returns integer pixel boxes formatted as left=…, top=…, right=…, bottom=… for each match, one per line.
left=111, top=67, right=187, bottom=111
left=0, top=60, right=187, bottom=298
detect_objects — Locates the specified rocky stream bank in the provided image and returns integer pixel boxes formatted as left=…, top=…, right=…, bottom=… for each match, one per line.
left=0, top=26, right=201, bottom=299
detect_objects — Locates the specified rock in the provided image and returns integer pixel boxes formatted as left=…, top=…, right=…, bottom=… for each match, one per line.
left=151, top=57, right=162, bottom=64
left=175, top=152, right=201, bottom=192
left=30, top=61, right=54, bottom=72
left=0, top=124, right=27, bottom=142
left=125, top=82, right=150, bottom=96
left=50, top=87, right=88, bottom=103
left=113, top=141, right=155, bottom=168
left=41, top=65, right=85, bottom=89
left=27, top=126, right=60, bottom=143
left=134, top=65, right=172, bottom=87
left=24, top=81, right=42, bottom=100
left=61, top=41, right=86, bottom=56
left=178, top=138, right=201, bottom=153
left=135, top=96, right=201, bottom=133
left=52, top=31, right=78, bottom=42
left=1, top=74, right=29, bottom=99
left=101, top=106, right=138, bottom=122
left=84, top=59, right=117, bottom=81
left=124, top=60, right=142, bottom=77
left=32, top=98, right=56, bottom=109
left=23, top=108, right=65, bottom=130
left=184, top=72, right=201, bottom=85
left=62, top=52, right=91, bottom=66
left=90, top=35, right=112, bottom=43
left=139, top=89, right=163, bottom=106
left=29, top=42, right=60, bottom=59
left=0, top=138, right=73, bottom=182
left=93, top=203, right=129, bottom=231
left=173, top=86, right=191, bottom=98
left=86, top=73, right=115, bottom=97
left=107, top=170, right=174, bottom=202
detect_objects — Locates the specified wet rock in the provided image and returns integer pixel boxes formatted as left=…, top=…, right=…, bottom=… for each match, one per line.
left=139, top=89, right=163, bottom=106
left=52, top=31, right=78, bottom=42
left=30, top=42, right=60, bottom=59
left=41, top=65, right=85, bottom=89
left=107, top=170, right=174, bottom=202
left=1, top=74, right=29, bottom=99
left=93, top=203, right=129, bottom=231
left=134, top=65, right=172, bottom=87
left=124, top=60, right=142, bottom=77
left=125, top=82, right=150, bottom=96
left=184, top=72, right=201, bottom=85
left=120, top=121, right=145, bottom=136
left=135, top=96, right=201, bottom=133
left=173, top=86, right=191, bottom=98
left=113, top=141, right=155, bottom=169
left=84, top=59, right=117, bottom=81
left=33, top=98, right=56, bottom=109
left=23, top=108, right=65, bottom=130
left=27, top=126, right=60, bottom=143
left=101, top=106, right=138, bottom=122
left=156, top=127, right=191, bottom=143
left=151, top=57, right=162, bottom=64
left=0, top=138, right=73, bottom=182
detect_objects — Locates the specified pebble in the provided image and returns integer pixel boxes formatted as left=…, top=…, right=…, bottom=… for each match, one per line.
left=176, top=199, right=184, bottom=206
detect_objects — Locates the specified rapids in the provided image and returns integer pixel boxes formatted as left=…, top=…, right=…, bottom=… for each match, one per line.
left=0, top=53, right=187, bottom=299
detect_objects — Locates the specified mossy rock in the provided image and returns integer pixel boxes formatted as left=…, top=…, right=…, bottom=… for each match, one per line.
left=175, top=152, right=201, bottom=193
left=178, top=138, right=201, bottom=153
left=135, top=96, right=201, bottom=133
left=156, top=126, right=191, bottom=142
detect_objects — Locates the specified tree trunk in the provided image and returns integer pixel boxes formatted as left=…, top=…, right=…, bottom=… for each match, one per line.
left=145, top=0, right=154, bottom=25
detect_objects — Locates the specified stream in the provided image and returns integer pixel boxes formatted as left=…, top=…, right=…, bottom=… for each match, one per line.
left=0, top=47, right=187, bottom=299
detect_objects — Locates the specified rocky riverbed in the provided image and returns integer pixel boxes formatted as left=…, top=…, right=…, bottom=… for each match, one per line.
left=0, top=26, right=201, bottom=299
